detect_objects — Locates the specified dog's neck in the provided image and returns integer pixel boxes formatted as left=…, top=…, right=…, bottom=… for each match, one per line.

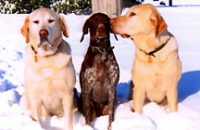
left=132, top=29, right=172, bottom=56
left=132, top=29, right=174, bottom=63
left=139, top=35, right=172, bottom=58
left=89, top=37, right=114, bottom=61
left=90, top=45, right=114, bottom=61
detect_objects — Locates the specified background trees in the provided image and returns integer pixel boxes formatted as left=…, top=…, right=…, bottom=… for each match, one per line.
left=0, top=0, right=91, bottom=14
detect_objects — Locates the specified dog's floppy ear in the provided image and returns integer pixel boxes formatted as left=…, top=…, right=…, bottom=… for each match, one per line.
left=150, top=12, right=167, bottom=35
left=80, top=18, right=90, bottom=42
left=106, top=17, right=118, bottom=41
left=109, top=28, right=118, bottom=41
left=59, top=15, right=69, bottom=38
left=21, top=16, right=30, bottom=43
left=158, top=16, right=167, bottom=34
left=113, top=33, right=118, bottom=41
left=109, top=26, right=118, bottom=41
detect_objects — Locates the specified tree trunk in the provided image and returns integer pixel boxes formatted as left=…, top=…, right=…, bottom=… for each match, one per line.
left=169, top=0, right=173, bottom=6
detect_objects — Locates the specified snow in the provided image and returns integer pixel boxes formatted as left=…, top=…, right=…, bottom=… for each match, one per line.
left=1, top=2, right=200, bottom=130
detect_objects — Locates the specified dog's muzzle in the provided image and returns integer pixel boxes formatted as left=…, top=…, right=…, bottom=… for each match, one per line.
left=38, top=29, right=49, bottom=47
left=39, top=28, right=49, bottom=38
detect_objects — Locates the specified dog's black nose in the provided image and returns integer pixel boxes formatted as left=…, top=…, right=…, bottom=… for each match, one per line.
left=39, top=29, right=48, bottom=38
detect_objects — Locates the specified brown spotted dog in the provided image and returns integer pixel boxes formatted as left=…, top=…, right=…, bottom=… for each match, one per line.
left=80, top=12, right=119, bottom=130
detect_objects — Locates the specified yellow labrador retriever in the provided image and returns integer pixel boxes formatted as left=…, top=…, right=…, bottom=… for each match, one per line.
left=20, top=8, right=76, bottom=130
left=111, top=4, right=182, bottom=113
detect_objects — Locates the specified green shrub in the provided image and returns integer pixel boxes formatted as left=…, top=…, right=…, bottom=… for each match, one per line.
left=0, top=0, right=91, bottom=14
left=52, top=0, right=91, bottom=14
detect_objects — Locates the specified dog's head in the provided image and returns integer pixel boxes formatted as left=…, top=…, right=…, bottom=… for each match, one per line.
left=21, top=7, right=69, bottom=57
left=80, top=13, right=116, bottom=47
left=111, top=4, right=167, bottom=38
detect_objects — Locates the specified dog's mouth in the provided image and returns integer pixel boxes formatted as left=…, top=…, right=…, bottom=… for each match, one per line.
left=36, top=37, right=56, bottom=56
left=36, top=34, right=62, bottom=57
left=121, top=34, right=131, bottom=38
left=38, top=37, right=52, bottom=49
left=40, top=37, right=48, bottom=43
left=34, top=28, right=63, bottom=57
left=39, top=43, right=52, bottom=51
left=110, top=25, right=131, bottom=38
left=37, top=43, right=56, bottom=57
left=38, top=28, right=52, bottom=49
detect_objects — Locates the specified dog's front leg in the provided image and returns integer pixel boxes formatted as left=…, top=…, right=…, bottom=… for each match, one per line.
left=82, top=92, right=92, bottom=124
left=167, top=84, right=178, bottom=112
left=108, top=86, right=116, bottom=130
left=62, top=91, right=73, bottom=130
left=133, top=86, right=145, bottom=113
left=30, top=97, right=43, bottom=125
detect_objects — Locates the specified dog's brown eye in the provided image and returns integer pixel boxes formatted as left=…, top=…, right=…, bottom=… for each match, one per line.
left=33, top=20, right=39, bottom=24
left=129, top=12, right=136, bottom=16
left=48, top=19, right=54, bottom=23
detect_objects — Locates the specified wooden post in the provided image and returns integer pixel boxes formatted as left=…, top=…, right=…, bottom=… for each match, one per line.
left=92, top=0, right=122, bottom=17
left=116, top=0, right=122, bottom=16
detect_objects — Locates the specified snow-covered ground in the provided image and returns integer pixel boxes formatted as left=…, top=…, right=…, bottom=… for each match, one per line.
left=0, top=2, right=200, bottom=130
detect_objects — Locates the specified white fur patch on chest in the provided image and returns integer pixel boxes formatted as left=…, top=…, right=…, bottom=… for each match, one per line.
left=84, top=67, right=97, bottom=86
left=40, top=67, right=56, bottom=77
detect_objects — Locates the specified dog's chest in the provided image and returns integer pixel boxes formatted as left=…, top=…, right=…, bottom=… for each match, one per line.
left=25, top=49, right=71, bottom=83
left=84, top=54, right=118, bottom=81
left=82, top=54, right=119, bottom=102
left=38, top=67, right=55, bottom=77
left=34, top=65, right=63, bottom=80
left=28, top=52, right=70, bottom=76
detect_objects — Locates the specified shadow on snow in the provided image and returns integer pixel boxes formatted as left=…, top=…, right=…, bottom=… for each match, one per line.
left=178, top=70, right=200, bottom=102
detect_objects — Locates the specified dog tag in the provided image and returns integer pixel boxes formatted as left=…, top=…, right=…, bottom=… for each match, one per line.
left=102, top=52, right=108, bottom=61
left=34, top=55, right=38, bottom=62
left=148, top=56, right=152, bottom=63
